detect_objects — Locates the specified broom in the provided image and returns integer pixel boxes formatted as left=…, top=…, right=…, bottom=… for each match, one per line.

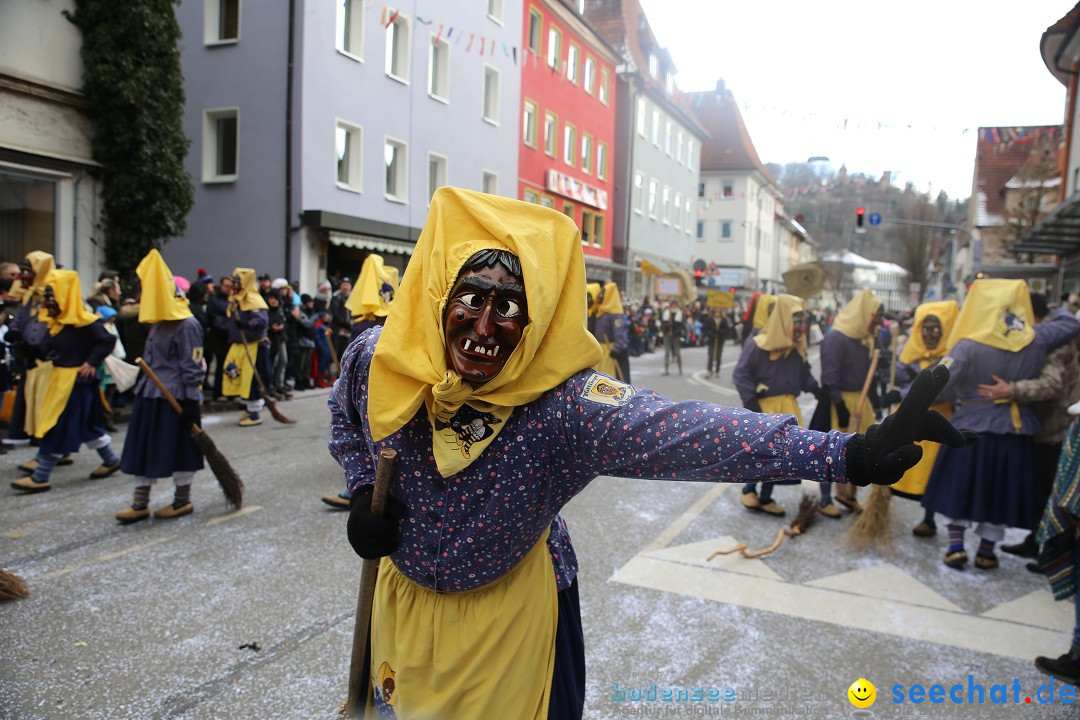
left=135, top=358, right=244, bottom=509
left=834, top=349, right=880, bottom=512
left=0, top=566, right=29, bottom=600
left=325, top=327, right=341, bottom=379
left=233, top=325, right=297, bottom=424
left=342, top=448, right=397, bottom=718
left=708, top=494, right=819, bottom=559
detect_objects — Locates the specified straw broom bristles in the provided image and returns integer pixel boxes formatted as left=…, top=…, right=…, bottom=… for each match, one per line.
left=0, top=567, right=29, bottom=600
left=848, top=485, right=893, bottom=552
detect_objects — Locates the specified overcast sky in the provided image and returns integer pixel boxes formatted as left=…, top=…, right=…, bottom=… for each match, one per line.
left=639, top=0, right=1076, bottom=200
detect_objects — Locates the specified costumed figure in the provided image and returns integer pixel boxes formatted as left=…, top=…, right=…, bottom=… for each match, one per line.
left=11, top=270, right=119, bottom=493
left=702, top=307, right=729, bottom=378
left=815, top=288, right=883, bottom=517
left=733, top=294, right=820, bottom=516
left=922, top=279, right=1080, bottom=569
left=660, top=300, right=685, bottom=375
left=740, top=292, right=776, bottom=344
left=221, top=268, right=271, bottom=427
left=327, top=187, right=973, bottom=720
left=591, top=282, right=630, bottom=381
left=116, top=250, right=206, bottom=523
left=347, top=253, right=398, bottom=344
left=890, top=300, right=958, bottom=537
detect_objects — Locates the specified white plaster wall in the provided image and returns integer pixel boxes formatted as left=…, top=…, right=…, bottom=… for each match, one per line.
left=0, top=0, right=84, bottom=89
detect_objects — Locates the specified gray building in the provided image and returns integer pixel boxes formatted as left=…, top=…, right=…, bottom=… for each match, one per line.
left=172, top=0, right=522, bottom=290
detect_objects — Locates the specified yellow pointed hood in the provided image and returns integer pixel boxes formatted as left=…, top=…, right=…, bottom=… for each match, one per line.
left=230, top=268, right=268, bottom=312
left=595, top=281, right=624, bottom=316
left=20, top=250, right=56, bottom=305
left=39, top=270, right=98, bottom=335
left=346, top=253, right=397, bottom=320
left=832, top=288, right=882, bottom=340
left=898, top=300, right=959, bottom=365
left=586, top=282, right=602, bottom=317
left=136, top=249, right=193, bottom=323
left=947, top=279, right=1035, bottom=352
left=368, top=187, right=602, bottom=473
left=754, top=293, right=808, bottom=359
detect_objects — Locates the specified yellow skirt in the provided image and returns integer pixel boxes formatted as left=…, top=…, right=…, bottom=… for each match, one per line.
left=370, top=530, right=558, bottom=720
left=892, top=401, right=952, bottom=497
left=759, top=394, right=802, bottom=426
left=221, top=341, right=260, bottom=399
left=24, top=361, right=79, bottom=438
left=594, top=341, right=620, bottom=380
left=831, top=390, right=873, bottom=433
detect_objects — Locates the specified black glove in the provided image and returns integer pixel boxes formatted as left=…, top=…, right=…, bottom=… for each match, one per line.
left=347, top=485, right=407, bottom=559
left=880, top=389, right=902, bottom=407
left=179, top=399, right=201, bottom=427
left=744, top=398, right=763, bottom=413
left=845, top=365, right=979, bottom=487
left=813, top=387, right=830, bottom=404
left=834, top=400, right=851, bottom=430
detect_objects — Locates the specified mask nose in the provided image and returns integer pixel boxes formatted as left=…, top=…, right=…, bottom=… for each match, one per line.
left=474, top=300, right=497, bottom=338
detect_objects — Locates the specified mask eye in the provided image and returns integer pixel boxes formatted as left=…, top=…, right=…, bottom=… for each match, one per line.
left=456, top=292, right=482, bottom=310
left=496, top=298, right=523, bottom=318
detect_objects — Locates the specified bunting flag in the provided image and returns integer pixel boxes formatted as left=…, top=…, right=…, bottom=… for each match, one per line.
left=467, top=33, right=474, bottom=51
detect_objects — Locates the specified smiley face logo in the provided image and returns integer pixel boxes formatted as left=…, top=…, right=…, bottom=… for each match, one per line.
left=847, top=678, right=876, bottom=708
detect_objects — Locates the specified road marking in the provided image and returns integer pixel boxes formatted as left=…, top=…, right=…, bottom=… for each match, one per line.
left=38, top=535, right=176, bottom=580
left=205, top=505, right=263, bottom=526
left=641, top=484, right=729, bottom=553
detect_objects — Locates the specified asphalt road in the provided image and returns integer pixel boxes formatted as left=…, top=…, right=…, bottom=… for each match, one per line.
left=1, top=342, right=1074, bottom=719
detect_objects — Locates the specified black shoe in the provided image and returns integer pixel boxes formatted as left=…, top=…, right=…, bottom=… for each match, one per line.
left=1027, top=562, right=1042, bottom=574
left=1002, top=536, right=1038, bottom=558
left=1036, top=650, right=1080, bottom=686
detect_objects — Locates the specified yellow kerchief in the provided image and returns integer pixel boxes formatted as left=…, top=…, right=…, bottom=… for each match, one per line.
left=368, top=186, right=603, bottom=477
left=754, top=294, right=807, bottom=360
left=832, top=288, right=881, bottom=341
left=230, top=268, right=268, bottom=313
left=21, top=251, right=56, bottom=306
left=346, top=253, right=397, bottom=320
left=752, top=294, right=777, bottom=330
left=898, top=300, right=959, bottom=365
left=595, top=281, right=624, bottom=316
left=586, top=283, right=602, bottom=318
left=137, top=249, right=193, bottom=323
left=947, top=279, right=1035, bottom=352
left=39, top=270, right=98, bottom=335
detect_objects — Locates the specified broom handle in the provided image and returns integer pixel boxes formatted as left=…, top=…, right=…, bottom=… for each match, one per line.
left=344, top=448, right=397, bottom=718
left=850, top=349, right=880, bottom=432
left=134, top=358, right=185, bottom=417
left=326, top=327, right=340, bottom=367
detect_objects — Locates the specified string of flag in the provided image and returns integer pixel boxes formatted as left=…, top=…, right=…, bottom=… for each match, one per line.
left=376, top=4, right=524, bottom=64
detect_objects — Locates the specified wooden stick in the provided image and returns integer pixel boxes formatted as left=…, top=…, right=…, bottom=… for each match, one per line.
left=325, top=327, right=341, bottom=378
left=850, top=349, right=881, bottom=433
left=233, top=325, right=297, bottom=424
left=343, top=448, right=397, bottom=718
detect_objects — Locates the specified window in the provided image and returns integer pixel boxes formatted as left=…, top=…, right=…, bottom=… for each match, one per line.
left=722, top=180, right=733, bottom=198
left=664, top=121, right=673, bottom=155
left=633, top=172, right=644, bottom=213
left=685, top=199, right=693, bottom=234
left=661, top=186, right=671, bottom=225
left=651, top=109, right=660, bottom=146
left=673, top=193, right=682, bottom=229
left=428, top=153, right=447, bottom=200
left=563, top=123, right=576, bottom=166
left=203, top=107, right=238, bottom=182
left=696, top=221, right=704, bottom=239
left=540, top=195, right=554, bottom=208
left=722, top=221, right=732, bottom=239
left=527, top=9, right=542, bottom=54
left=648, top=53, right=658, bottom=79
left=335, top=0, right=362, bottom=57
left=483, top=65, right=500, bottom=124
left=384, top=138, right=407, bottom=202
left=524, top=189, right=539, bottom=203
left=576, top=0, right=585, bottom=12
left=599, top=68, right=610, bottom=105
left=205, top=0, right=240, bottom=43
left=636, top=97, right=647, bottom=137
left=665, top=73, right=674, bottom=95
left=547, top=26, right=561, bottom=71
left=487, top=0, right=503, bottom=23
left=567, top=44, right=579, bottom=84
left=698, top=181, right=705, bottom=198
left=597, top=143, right=608, bottom=181
left=583, top=57, right=595, bottom=95
left=543, top=111, right=557, bottom=156
left=582, top=210, right=603, bottom=247
left=428, top=35, right=450, bottom=101
left=687, top=140, right=695, bottom=170
left=482, top=171, right=497, bottom=195
left=647, top=178, right=657, bottom=218
left=562, top=202, right=574, bottom=220
left=385, top=12, right=410, bottom=81
left=581, top=134, right=592, bottom=174
left=523, top=100, right=538, bottom=148
left=335, top=120, right=362, bottom=191
left=676, top=130, right=685, bottom=165
left=0, top=172, right=57, bottom=258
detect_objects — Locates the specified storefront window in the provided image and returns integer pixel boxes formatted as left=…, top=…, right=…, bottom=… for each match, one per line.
left=0, top=172, right=56, bottom=261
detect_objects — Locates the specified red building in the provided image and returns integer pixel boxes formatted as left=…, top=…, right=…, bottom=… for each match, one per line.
left=519, top=0, right=619, bottom=277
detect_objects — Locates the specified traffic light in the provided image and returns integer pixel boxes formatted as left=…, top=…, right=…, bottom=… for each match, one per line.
left=694, top=268, right=704, bottom=286
left=856, top=207, right=865, bottom=228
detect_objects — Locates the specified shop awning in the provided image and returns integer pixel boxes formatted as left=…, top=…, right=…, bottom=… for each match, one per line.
left=1012, top=190, right=1080, bottom=255
left=328, top=231, right=416, bottom=256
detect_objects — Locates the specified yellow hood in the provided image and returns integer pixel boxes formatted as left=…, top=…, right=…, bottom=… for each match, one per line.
left=230, top=268, right=268, bottom=313
left=20, top=250, right=56, bottom=306
left=753, top=294, right=808, bottom=360
left=898, top=300, right=959, bottom=365
left=137, top=249, right=193, bottom=323
left=39, top=270, right=98, bottom=335
left=832, top=288, right=882, bottom=340
left=368, top=186, right=602, bottom=472
left=595, top=281, right=624, bottom=316
left=752, top=294, right=777, bottom=330
left=947, top=279, right=1035, bottom=352
left=346, top=253, right=397, bottom=320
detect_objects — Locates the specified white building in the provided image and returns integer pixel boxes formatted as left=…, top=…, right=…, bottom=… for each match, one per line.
left=821, top=250, right=909, bottom=312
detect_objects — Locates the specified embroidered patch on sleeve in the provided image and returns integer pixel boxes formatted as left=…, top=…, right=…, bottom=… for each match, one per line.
left=581, top=372, right=634, bottom=407
left=939, top=355, right=954, bottom=369
left=192, top=347, right=204, bottom=362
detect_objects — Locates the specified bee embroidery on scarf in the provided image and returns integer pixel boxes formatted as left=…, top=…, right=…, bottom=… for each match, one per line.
left=1003, top=312, right=1026, bottom=335
left=436, top=405, right=502, bottom=458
